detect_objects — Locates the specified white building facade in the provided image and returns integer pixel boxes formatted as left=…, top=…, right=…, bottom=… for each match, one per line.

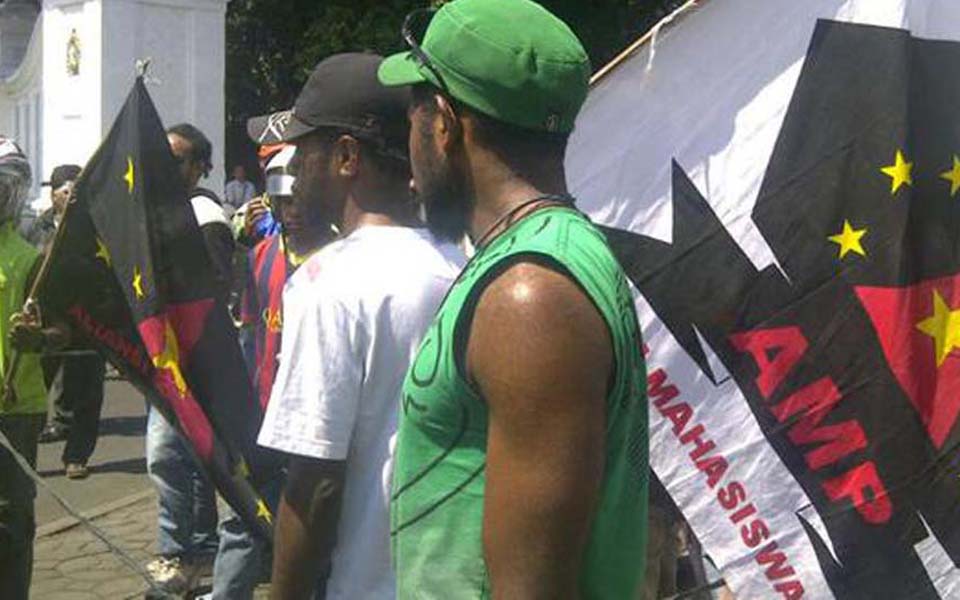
left=0, top=0, right=229, bottom=214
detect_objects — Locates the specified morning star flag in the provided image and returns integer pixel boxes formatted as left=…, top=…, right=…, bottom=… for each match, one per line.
left=566, top=1, right=960, bottom=598
left=37, top=78, right=272, bottom=540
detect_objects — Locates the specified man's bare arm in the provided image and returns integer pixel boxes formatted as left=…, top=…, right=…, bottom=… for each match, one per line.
left=468, top=261, right=612, bottom=599
left=270, top=457, right=345, bottom=600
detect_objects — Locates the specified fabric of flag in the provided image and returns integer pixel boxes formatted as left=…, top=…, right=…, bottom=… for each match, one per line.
left=37, top=78, right=274, bottom=540
left=567, top=1, right=960, bottom=598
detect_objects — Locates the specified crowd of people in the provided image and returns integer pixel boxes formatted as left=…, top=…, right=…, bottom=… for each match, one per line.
left=0, top=0, right=716, bottom=598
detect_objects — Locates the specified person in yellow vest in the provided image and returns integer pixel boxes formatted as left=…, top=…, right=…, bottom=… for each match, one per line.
left=0, top=137, right=62, bottom=600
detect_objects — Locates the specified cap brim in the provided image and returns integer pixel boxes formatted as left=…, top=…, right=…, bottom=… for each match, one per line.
left=378, top=51, right=428, bottom=87
left=246, top=110, right=316, bottom=145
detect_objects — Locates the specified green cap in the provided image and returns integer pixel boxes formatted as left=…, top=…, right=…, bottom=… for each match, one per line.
left=378, top=0, right=591, bottom=133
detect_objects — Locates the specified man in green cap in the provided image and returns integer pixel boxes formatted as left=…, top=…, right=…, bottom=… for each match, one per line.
left=379, top=0, right=648, bottom=597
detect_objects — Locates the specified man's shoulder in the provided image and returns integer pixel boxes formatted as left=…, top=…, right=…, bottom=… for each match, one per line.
left=376, top=226, right=464, bottom=271
left=289, top=227, right=464, bottom=301
left=249, top=234, right=281, bottom=266
left=192, top=186, right=222, bottom=204
left=190, top=192, right=229, bottom=227
left=293, top=235, right=362, bottom=285
left=1, top=225, right=39, bottom=258
left=253, top=233, right=280, bottom=254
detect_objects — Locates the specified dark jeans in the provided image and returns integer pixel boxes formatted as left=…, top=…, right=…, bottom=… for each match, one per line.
left=0, top=413, right=43, bottom=600
left=43, top=351, right=106, bottom=464
left=146, top=406, right=219, bottom=560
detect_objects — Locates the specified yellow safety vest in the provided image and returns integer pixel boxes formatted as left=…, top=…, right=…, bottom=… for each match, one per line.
left=0, top=222, right=46, bottom=415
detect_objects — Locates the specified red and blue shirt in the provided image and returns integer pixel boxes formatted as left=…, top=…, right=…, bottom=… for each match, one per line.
left=241, top=234, right=293, bottom=410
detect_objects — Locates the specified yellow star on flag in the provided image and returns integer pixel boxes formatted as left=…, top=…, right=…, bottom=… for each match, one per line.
left=939, top=155, right=960, bottom=197
left=235, top=460, right=250, bottom=479
left=124, top=156, right=135, bottom=194
left=880, top=149, right=913, bottom=195
left=152, top=319, right=188, bottom=398
left=828, top=220, right=867, bottom=259
left=132, top=265, right=145, bottom=300
left=256, top=499, right=273, bottom=524
left=916, top=290, right=960, bottom=367
left=95, top=237, right=111, bottom=266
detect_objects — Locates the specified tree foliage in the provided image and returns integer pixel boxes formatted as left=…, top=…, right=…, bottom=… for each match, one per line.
left=224, top=0, right=682, bottom=174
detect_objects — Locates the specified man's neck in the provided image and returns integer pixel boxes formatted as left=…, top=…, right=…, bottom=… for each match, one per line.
left=339, top=195, right=419, bottom=238
left=286, top=228, right=330, bottom=258
left=467, top=161, right=568, bottom=244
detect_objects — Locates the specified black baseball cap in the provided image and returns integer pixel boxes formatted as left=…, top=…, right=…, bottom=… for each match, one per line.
left=43, top=164, right=82, bottom=189
left=247, top=53, right=411, bottom=156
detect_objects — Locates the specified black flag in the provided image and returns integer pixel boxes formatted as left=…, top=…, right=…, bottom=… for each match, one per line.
left=38, top=78, right=273, bottom=540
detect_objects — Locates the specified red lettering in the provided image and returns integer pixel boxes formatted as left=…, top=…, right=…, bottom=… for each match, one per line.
left=730, top=326, right=808, bottom=399
left=756, top=541, right=796, bottom=580
left=822, top=461, right=892, bottom=524
left=680, top=424, right=716, bottom=461
left=648, top=368, right=680, bottom=408
left=771, top=377, right=867, bottom=470
left=730, top=502, right=757, bottom=525
left=741, top=517, right=771, bottom=548
left=717, top=481, right=746, bottom=510
left=774, top=580, right=805, bottom=599
left=695, top=454, right=728, bottom=488
left=67, top=304, right=146, bottom=373
left=660, top=401, right=692, bottom=435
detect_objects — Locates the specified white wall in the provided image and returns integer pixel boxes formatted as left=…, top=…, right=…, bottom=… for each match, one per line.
left=37, top=0, right=228, bottom=196
left=0, top=0, right=229, bottom=215
left=101, top=0, right=228, bottom=192
left=42, top=0, right=103, bottom=187
left=0, top=12, right=46, bottom=210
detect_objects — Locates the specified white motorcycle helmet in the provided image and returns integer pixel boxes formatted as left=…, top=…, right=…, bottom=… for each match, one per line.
left=0, top=137, right=32, bottom=226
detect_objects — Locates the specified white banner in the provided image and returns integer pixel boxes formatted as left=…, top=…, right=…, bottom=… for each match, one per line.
left=567, top=1, right=960, bottom=598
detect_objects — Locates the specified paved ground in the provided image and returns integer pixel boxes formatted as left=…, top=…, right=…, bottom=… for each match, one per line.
left=32, top=493, right=273, bottom=600
left=35, top=378, right=150, bottom=527
left=32, top=494, right=156, bottom=599
left=29, top=379, right=271, bottom=599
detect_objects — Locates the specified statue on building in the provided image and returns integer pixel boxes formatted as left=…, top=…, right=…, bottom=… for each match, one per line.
left=66, top=29, right=80, bottom=76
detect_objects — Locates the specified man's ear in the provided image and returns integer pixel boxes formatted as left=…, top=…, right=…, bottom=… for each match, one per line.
left=434, top=93, right=463, bottom=154
left=333, top=134, right=361, bottom=178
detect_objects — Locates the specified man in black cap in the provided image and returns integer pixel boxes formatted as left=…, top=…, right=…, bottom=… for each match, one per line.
left=26, top=164, right=81, bottom=251
left=29, top=164, right=107, bottom=481
left=250, top=53, right=464, bottom=600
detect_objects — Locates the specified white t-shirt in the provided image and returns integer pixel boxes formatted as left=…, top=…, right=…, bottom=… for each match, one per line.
left=258, top=225, right=465, bottom=600
left=190, top=193, right=229, bottom=227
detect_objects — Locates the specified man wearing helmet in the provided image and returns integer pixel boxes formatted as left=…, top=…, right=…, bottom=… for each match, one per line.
left=0, top=138, right=61, bottom=600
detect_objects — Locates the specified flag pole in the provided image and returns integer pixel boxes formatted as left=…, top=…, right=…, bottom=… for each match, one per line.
left=1, top=168, right=89, bottom=407
left=590, top=0, right=703, bottom=87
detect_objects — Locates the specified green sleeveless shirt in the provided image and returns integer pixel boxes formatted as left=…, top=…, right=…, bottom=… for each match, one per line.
left=0, top=223, right=46, bottom=416
left=391, top=207, right=648, bottom=598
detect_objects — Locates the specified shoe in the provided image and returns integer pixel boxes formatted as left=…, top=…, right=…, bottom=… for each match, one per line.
left=145, top=555, right=202, bottom=596
left=64, top=463, right=89, bottom=479
left=38, top=424, right=68, bottom=443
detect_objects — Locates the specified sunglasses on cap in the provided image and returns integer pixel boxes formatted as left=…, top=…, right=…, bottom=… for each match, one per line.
left=401, top=8, right=454, bottom=100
